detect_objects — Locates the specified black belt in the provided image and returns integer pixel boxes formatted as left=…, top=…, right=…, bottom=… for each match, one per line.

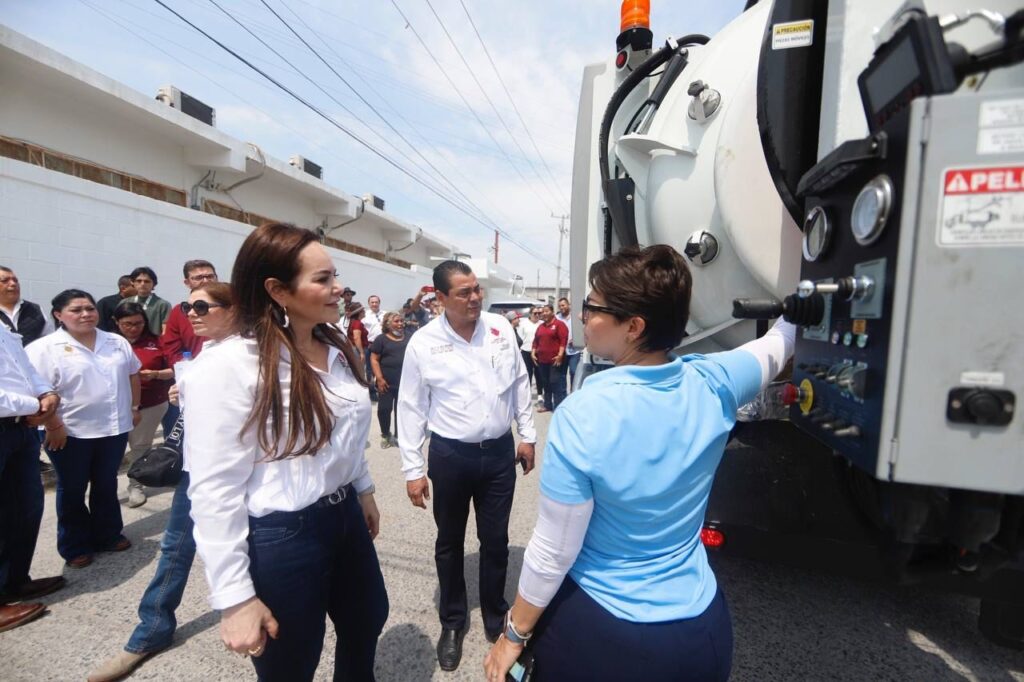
left=432, top=430, right=512, bottom=449
left=0, top=416, right=28, bottom=433
left=313, top=484, right=352, bottom=509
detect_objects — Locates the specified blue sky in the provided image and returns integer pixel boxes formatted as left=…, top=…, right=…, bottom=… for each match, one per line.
left=2, top=0, right=744, bottom=283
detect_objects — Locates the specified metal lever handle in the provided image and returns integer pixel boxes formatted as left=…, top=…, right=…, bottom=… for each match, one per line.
left=797, top=276, right=875, bottom=302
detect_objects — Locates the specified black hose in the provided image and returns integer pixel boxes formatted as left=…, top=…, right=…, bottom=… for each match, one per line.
left=599, top=34, right=710, bottom=255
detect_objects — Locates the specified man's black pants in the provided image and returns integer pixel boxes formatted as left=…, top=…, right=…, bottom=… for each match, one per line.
left=427, top=431, right=515, bottom=637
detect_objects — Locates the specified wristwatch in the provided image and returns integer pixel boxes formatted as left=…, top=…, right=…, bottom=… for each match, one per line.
left=503, top=611, right=532, bottom=646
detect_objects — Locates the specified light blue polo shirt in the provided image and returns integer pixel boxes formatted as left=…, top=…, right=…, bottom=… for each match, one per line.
left=540, top=350, right=762, bottom=622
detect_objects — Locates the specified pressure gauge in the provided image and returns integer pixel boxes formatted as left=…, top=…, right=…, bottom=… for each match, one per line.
left=850, top=175, right=894, bottom=246
left=802, top=206, right=832, bottom=261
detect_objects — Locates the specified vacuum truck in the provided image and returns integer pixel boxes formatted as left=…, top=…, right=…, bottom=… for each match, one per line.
left=569, top=0, right=1024, bottom=646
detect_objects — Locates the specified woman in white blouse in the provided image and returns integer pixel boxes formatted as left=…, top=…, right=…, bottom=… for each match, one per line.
left=182, top=223, right=388, bottom=680
left=27, top=289, right=141, bottom=569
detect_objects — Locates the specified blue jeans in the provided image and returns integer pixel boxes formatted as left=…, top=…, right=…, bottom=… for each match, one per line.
left=0, top=425, right=44, bottom=591
left=567, top=353, right=581, bottom=392
left=46, top=433, right=130, bottom=560
left=126, top=472, right=195, bottom=653
left=536, top=362, right=567, bottom=410
left=248, top=488, right=389, bottom=681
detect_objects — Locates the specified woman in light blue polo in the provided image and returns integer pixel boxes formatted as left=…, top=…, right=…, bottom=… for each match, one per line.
left=484, top=245, right=796, bottom=681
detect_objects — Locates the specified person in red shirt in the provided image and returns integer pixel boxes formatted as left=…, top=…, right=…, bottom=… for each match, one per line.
left=159, top=260, right=217, bottom=439
left=531, top=304, right=568, bottom=412
left=346, top=302, right=368, bottom=356
left=114, top=303, right=173, bottom=508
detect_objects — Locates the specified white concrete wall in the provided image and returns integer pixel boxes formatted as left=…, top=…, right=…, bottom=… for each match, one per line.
left=0, top=158, right=431, bottom=315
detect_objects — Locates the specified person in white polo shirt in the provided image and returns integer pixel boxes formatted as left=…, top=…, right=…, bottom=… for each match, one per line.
left=364, top=294, right=384, bottom=400
left=398, top=260, right=537, bottom=672
left=27, top=289, right=142, bottom=569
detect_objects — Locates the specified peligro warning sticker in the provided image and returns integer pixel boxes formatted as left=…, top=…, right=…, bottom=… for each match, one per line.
left=772, top=20, right=814, bottom=50
left=939, top=166, right=1024, bottom=246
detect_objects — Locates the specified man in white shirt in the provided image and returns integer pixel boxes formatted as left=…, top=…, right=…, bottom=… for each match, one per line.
left=364, top=295, right=384, bottom=400
left=0, top=266, right=53, bottom=346
left=0, top=324, right=65, bottom=632
left=398, top=260, right=536, bottom=672
left=555, top=297, right=581, bottom=393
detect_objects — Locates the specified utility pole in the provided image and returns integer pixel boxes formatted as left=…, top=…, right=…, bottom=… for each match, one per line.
left=536, top=269, right=541, bottom=300
left=552, top=212, right=569, bottom=302
left=494, top=230, right=499, bottom=264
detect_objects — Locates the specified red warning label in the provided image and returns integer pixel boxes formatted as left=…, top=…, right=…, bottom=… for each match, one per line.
left=943, top=166, right=1024, bottom=194
left=940, top=165, right=1024, bottom=246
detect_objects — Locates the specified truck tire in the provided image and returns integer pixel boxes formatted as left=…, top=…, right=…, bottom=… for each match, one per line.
left=979, top=598, right=1024, bottom=650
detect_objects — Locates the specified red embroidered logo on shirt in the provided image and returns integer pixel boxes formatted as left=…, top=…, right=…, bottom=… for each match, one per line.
left=490, top=327, right=500, bottom=336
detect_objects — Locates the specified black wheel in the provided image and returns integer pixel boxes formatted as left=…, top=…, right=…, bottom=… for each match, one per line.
left=979, top=598, right=1024, bottom=649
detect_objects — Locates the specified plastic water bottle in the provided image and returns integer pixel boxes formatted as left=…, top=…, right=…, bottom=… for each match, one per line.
left=736, top=380, right=792, bottom=422
left=174, top=351, right=193, bottom=381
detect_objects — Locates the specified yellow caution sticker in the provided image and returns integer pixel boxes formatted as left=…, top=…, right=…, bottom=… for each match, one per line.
left=772, top=20, right=814, bottom=50
left=852, top=319, right=867, bottom=335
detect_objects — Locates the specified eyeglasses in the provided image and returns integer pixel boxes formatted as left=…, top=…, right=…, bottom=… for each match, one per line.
left=187, top=273, right=217, bottom=283
left=181, top=300, right=227, bottom=316
left=581, top=296, right=632, bottom=322
left=117, top=319, right=146, bottom=328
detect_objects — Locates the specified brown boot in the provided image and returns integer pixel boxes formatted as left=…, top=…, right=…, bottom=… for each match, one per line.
left=0, top=603, right=47, bottom=632
left=87, top=650, right=152, bottom=682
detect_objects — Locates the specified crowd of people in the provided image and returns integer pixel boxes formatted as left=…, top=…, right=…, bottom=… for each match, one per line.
left=0, top=229, right=796, bottom=682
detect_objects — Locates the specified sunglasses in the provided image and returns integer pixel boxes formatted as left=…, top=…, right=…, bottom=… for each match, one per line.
left=581, top=296, right=632, bottom=321
left=181, top=300, right=227, bottom=316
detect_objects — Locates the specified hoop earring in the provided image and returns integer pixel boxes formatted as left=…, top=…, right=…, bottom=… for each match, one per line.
left=274, top=304, right=290, bottom=329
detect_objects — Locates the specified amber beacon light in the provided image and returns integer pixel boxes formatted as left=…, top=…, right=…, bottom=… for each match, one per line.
left=620, top=0, right=650, bottom=32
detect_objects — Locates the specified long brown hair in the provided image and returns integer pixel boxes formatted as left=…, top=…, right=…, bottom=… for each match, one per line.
left=232, top=222, right=367, bottom=460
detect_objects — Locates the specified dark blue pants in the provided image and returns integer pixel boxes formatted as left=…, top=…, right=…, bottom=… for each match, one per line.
left=428, top=431, right=516, bottom=637
left=248, top=488, right=389, bottom=681
left=0, top=425, right=44, bottom=592
left=530, top=580, right=733, bottom=682
left=46, top=433, right=129, bottom=560
left=536, top=363, right=567, bottom=410
left=126, top=472, right=195, bottom=653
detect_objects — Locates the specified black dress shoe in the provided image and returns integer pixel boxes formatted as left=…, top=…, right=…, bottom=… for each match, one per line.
left=436, top=627, right=466, bottom=671
left=1, top=576, right=66, bottom=603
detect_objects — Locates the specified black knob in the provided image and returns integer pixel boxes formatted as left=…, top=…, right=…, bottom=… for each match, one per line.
left=732, top=298, right=784, bottom=320
left=965, top=391, right=1003, bottom=421
left=687, top=80, right=706, bottom=96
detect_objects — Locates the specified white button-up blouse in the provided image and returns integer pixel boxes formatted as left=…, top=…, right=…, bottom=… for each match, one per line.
left=181, top=335, right=373, bottom=610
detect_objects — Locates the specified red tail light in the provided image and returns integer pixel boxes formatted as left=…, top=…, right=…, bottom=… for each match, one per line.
left=701, top=527, right=725, bottom=548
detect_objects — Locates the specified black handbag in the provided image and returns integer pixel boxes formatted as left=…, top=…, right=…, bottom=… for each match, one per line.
left=128, top=412, right=184, bottom=487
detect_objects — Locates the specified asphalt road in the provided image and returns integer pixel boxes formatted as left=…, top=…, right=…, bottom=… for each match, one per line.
left=1, top=408, right=1021, bottom=681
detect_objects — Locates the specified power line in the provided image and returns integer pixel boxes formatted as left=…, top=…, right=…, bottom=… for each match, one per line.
left=422, top=0, right=567, bottom=212
left=388, top=0, right=560, bottom=215
left=254, top=0, right=497, bottom=233
left=272, top=0, right=524, bottom=236
left=78, top=0, right=456, bottom=230
left=458, top=0, right=570, bottom=208
left=204, top=0, right=480, bottom=222
left=150, top=0, right=557, bottom=268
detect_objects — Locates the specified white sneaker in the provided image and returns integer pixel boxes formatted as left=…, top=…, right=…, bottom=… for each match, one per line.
left=127, top=484, right=147, bottom=508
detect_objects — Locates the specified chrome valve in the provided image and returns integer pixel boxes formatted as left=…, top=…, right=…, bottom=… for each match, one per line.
left=797, top=275, right=875, bottom=302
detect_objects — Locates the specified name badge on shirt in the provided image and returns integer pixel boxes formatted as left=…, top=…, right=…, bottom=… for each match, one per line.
left=431, top=343, right=454, bottom=355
